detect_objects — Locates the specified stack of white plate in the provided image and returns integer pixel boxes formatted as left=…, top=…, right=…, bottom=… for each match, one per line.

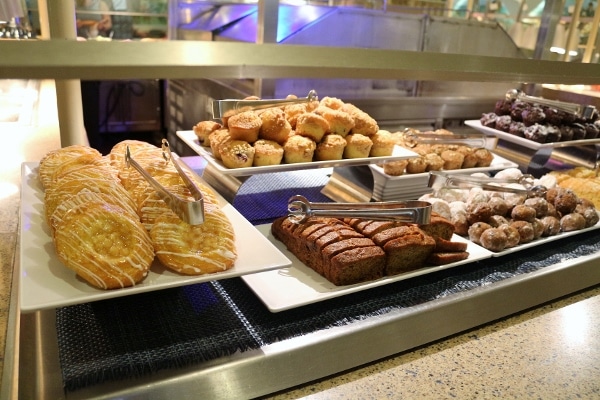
left=369, top=153, right=519, bottom=201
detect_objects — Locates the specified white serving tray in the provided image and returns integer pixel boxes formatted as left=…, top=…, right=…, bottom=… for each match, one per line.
left=19, top=162, right=292, bottom=313
left=242, top=224, right=493, bottom=312
left=177, top=130, right=419, bottom=176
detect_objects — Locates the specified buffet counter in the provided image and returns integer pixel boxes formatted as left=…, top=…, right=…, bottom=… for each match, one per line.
left=1, top=81, right=599, bottom=399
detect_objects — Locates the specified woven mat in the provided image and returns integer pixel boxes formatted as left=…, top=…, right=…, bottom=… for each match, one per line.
left=57, top=228, right=600, bottom=392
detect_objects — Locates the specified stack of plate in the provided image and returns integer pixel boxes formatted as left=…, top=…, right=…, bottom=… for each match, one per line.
left=369, top=153, right=519, bottom=201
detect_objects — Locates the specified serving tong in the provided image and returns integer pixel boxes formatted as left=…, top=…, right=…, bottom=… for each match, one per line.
left=211, top=90, right=319, bottom=120
left=287, top=195, right=432, bottom=225
left=427, top=171, right=548, bottom=198
left=506, top=89, right=597, bottom=120
left=125, top=139, right=205, bottom=225
left=402, top=129, right=488, bottom=149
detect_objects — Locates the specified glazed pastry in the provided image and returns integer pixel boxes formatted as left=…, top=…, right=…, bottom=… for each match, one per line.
left=53, top=201, right=154, bottom=289
left=479, top=228, right=508, bottom=252
left=150, top=203, right=237, bottom=275
left=510, top=220, right=535, bottom=244
left=39, top=145, right=103, bottom=190
left=560, top=213, right=586, bottom=232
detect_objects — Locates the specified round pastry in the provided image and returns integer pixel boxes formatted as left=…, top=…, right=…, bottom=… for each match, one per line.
left=510, top=220, right=535, bottom=244
left=53, top=201, right=154, bottom=289
left=253, top=139, right=284, bottom=166
left=39, top=145, right=103, bottom=190
left=479, top=228, right=508, bottom=252
left=348, top=109, right=379, bottom=137
left=315, top=107, right=355, bottom=137
left=488, top=197, right=509, bottom=217
left=343, top=133, right=373, bottom=159
left=138, top=184, right=197, bottom=231
left=544, top=125, right=561, bottom=143
left=521, top=106, right=546, bottom=126
left=585, top=123, right=599, bottom=139
left=314, top=134, right=346, bottom=161
left=283, top=134, right=316, bottom=163
left=227, top=110, right=261, bottom=143
left=540, top=215, right=561, bottom=236
left=468, top=221, right=492, bottom=244
left=543, top=107, right=562, bottom=125
left=524, top=124, right=548, bottom=143
left=524, top=197, right=549, bottom=218
left=577, top=205, right=599, bottom=227
left=440, top=150, right=464, bottom=170
left=259, top=107, right=292, bottom=145
left=369, top=130, right=396, bottom=157
left=451, top=212, right=469, bottom=236
left=467, top=202, right=493, bottom=225
left=284, top=103, right=310, bottom=128
left=405, top=156, right=427, bottom=174
left=218, top=140, right=255, bottom=169
left=531, top=218, right=544, bottom=239
left=571, top=123, right=586, bottom=140
left=193, top=120, right=223, bottom=147
left=150, top=203, right=237, bottom=275
left=553, top=189, right=578, bottom=215
left=494, top=99, right=513, bottom=115
left=494, top=115, right=513, bottom=132
left=480, top=112, right=498, bottom=128
left=510, top=101, right=528, bottom=121
left=498, top=223, right=520, bottom=248
left=560, top=212, right=586, bottom=232
left=295, top=112, right=329, bottom=143
left=109, top=140, right=158, bottom=168
left=381, top=159, right=408, bottom=176
left=208, top=129, right=232, bottom=161
left=559, top=125, right=574, bottom=141
left=509, top=121, right=526, bottom=137
left=424, top=153, right=444, bottom=171
left=511, top=204, right=537, bottom=222
left=319, top=96, right=345, bottom=110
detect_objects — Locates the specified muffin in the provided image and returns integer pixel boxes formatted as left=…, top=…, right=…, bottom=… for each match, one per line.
left=219, top=140, right=255, bottom=169
left=253, top=139, right=284, bottom=166
left=295, top=112, right=330, bottom=143
left=283, top=134, right=316, bottom=163
left=369, top=130, right=396, bottom=157
left=315, top=134, right=346, bottom=161
left=208, top=129, right=231, bottom=161
left=193, top=120, right=222, bottom=147
left=259, top=107, right=292, bottom=145
left=315, top=107, right=355, bottom=137
left=228, top=110, right=262, bottom=143
left=343, top=133, right=373, bottom=158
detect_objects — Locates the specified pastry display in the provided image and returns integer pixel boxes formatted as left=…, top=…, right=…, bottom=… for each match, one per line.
left=271, top=213, right=468, bottom=286
left=38, top=140, right=237, bottom=289
left=479, top=95, right=600, bottom=145
left=420, top=167, right=600, bottom=252
left=192, top=94, right=402, bottom=169
left=548, top=166, right=600, bottom=209
left=375, top=128, right=494, bottom=177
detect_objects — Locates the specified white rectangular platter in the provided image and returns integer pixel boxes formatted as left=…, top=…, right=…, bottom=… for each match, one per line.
left=242, top=224, right=494, bottom=313
left=19, top=162, right=292, bottom=313
left=177, top=130, right=419, bottom=176
left=465, top=120, right=600, bottom=150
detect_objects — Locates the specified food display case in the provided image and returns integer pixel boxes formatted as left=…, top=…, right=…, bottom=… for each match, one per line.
left=2, top=21, right=600, bottom=400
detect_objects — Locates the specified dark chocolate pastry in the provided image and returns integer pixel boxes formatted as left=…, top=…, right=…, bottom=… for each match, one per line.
left=509, top=121, right=526, bottom=137
left=521, top=106, right=546, bottom=127
left=571, top=123, right=586, bottom=140
left=559, top=125, right=574, bottom=141
left=543, top=107, right=563, bottom=125
left=524, top=123, right=548, bottom=143
left=510, top=101, right=528, bottom=121
left=480, top=112, right=498, bottom=128
left=494, top=115, right=512, bottom=132
left=545, top=125, right=561, bottom=142
left=584, top=123, right=599, bottom=139
left=560, top=111, right=577, bottom=125
left=494, top=99, right=513, bottom=116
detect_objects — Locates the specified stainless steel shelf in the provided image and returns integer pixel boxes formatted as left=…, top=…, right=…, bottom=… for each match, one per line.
left=0, top=40, right=599, bottom=85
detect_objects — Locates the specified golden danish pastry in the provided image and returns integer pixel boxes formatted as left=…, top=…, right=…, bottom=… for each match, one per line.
left=39, top=145, right=103, bottom=190
left=49, top=154, right=117, bottom=188
left=109, top=139, right=159, bottom=169
left=150, top=202, right=237, bottom=275
left=53, top=201, right=155, bottom=289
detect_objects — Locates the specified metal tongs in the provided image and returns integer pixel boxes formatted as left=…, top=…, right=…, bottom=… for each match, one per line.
left=125, top=139, right=205, bottom=225
left=402, top=129, right=488, bottom=148
left=287, top=195, right=432, bottom=225
left=506, top=89, right=597, bottom=120
left=427, top=171, right=548, bottom=198
left=211, top=90, right=319, bottom=120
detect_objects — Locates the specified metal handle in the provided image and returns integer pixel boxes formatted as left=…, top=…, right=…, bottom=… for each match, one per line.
left=427, top=171, right=547, bottom=198
left=403, top=131, right=488, bottom=148
left=505, top=89, right=597, bottom=120
left=212, top=90, right=318, bottom=119
left=287, top=195, right=432, bottom=225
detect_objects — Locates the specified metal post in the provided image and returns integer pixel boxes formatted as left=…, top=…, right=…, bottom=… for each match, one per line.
left=42, top=0, right=89, bottom=147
